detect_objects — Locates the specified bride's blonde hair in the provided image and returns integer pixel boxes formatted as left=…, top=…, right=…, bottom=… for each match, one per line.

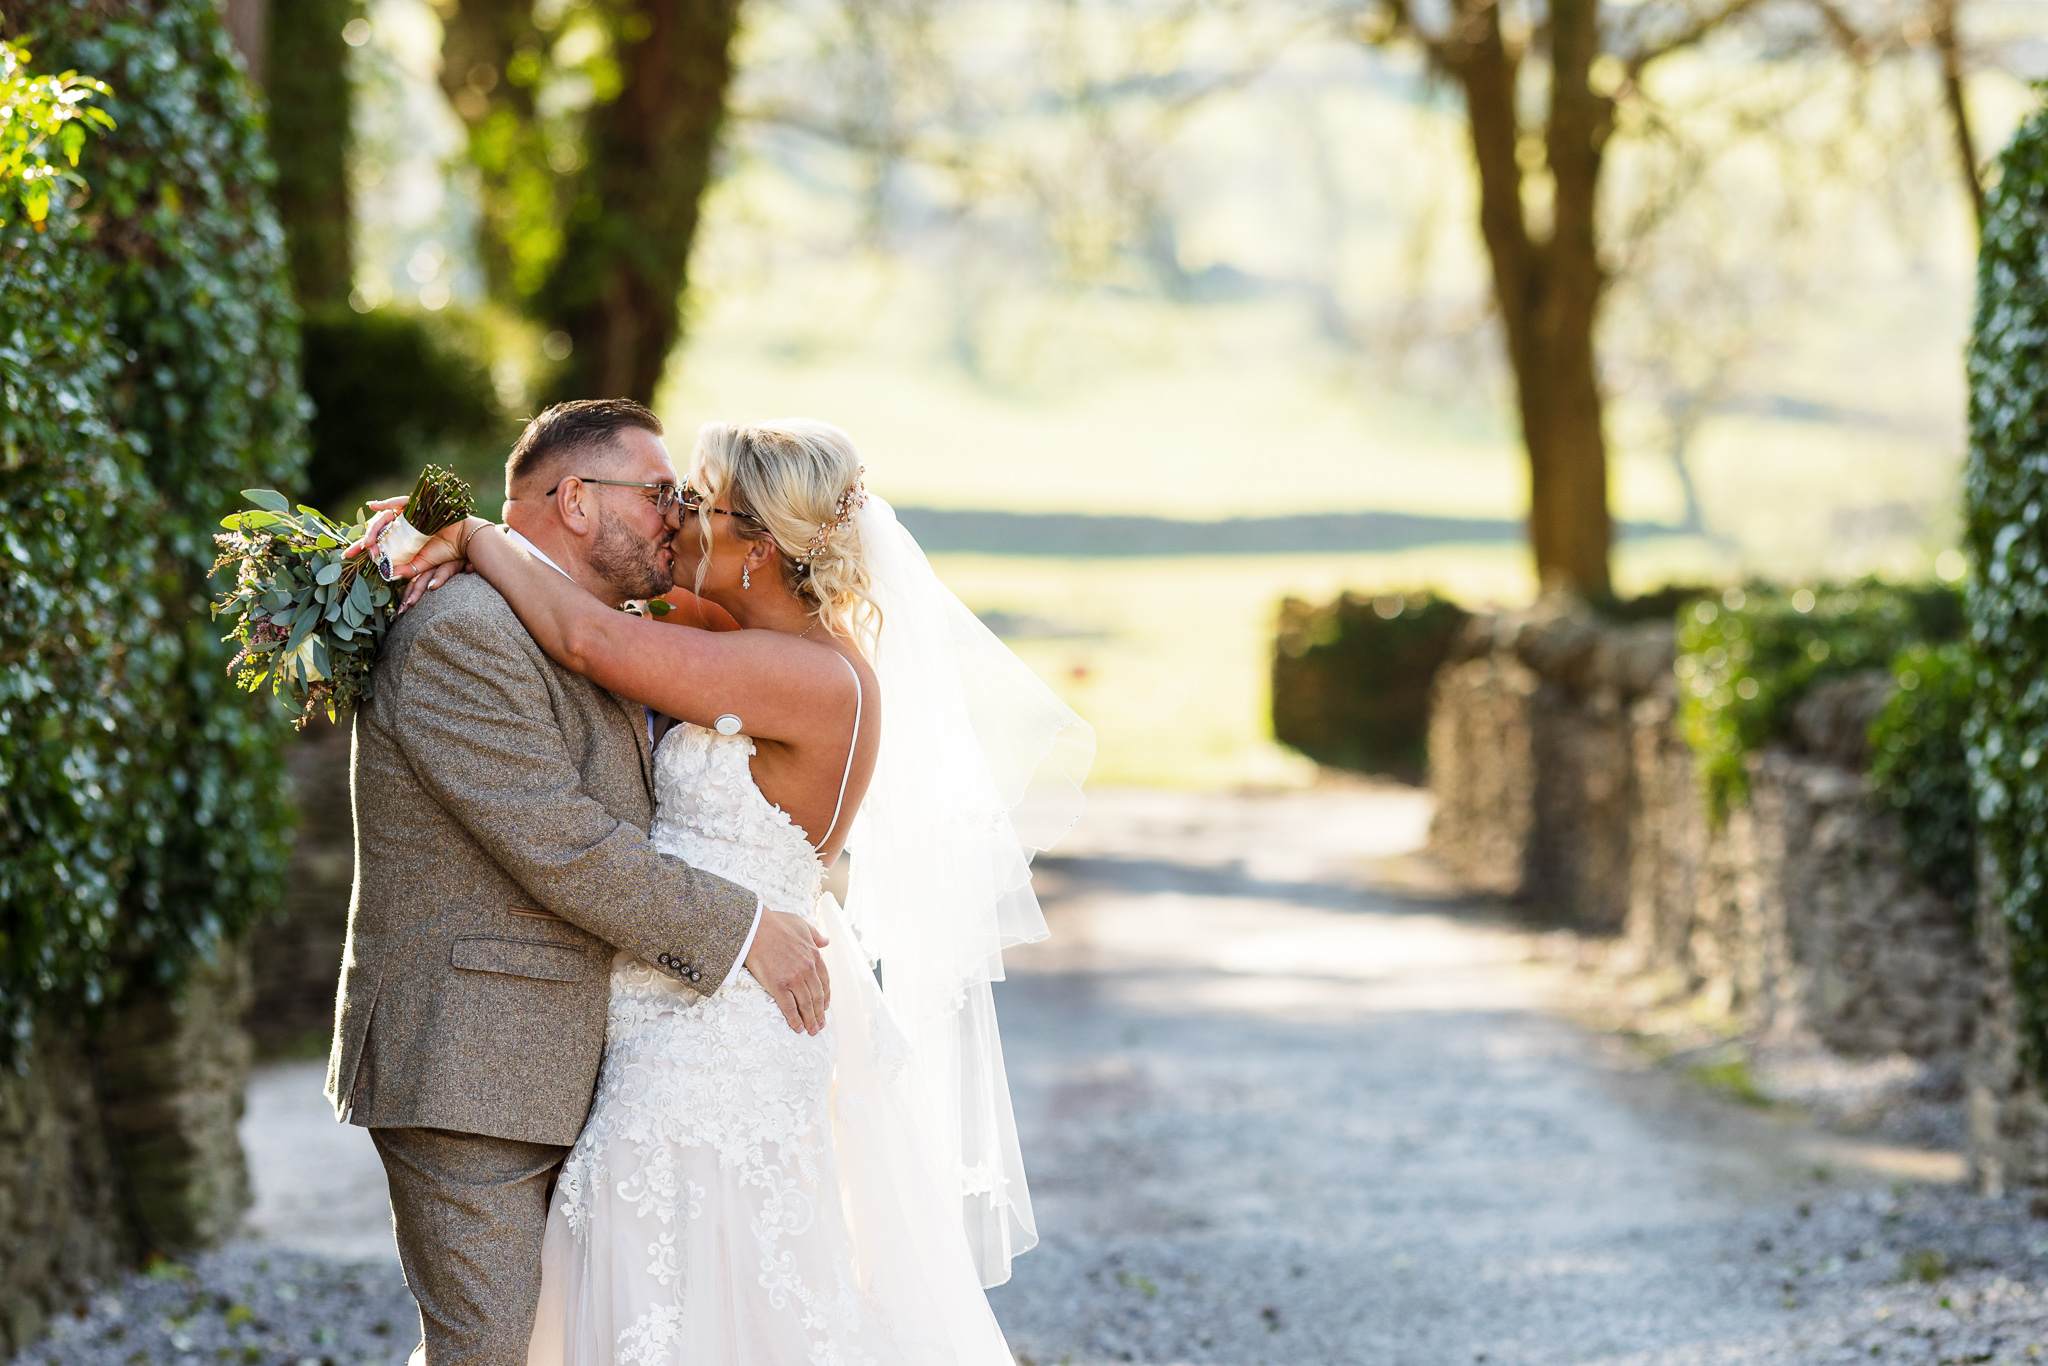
left=691, top=419, right=880, bottom=651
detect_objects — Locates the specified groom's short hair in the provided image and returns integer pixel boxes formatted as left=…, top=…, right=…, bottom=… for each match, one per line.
left=505, top=398, right=665, bottom=496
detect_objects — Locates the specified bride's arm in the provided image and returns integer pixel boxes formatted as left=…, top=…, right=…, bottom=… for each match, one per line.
left=456, top=522, right=850, bottom=743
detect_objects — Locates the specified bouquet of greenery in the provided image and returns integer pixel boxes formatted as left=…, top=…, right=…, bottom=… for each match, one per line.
left=212, top=465, right=475, bottom=727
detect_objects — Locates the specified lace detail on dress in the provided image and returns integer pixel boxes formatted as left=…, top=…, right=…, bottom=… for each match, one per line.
left=549, top=722, right=890, bottom=1366
left=530, top=709, right=1015, bottom=1366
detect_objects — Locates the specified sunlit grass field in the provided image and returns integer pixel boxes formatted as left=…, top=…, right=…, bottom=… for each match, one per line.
left=929, top=537, right=1732, bottom=788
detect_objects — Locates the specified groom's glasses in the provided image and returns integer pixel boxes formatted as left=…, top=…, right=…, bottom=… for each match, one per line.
left=546, top=478, right=686, bottom=519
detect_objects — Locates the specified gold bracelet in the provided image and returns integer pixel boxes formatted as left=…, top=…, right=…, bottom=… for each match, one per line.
left=457, top=519, right=487, bottom=560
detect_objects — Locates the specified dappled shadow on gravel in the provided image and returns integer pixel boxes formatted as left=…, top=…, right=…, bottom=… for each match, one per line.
left=988, top=788, right=2042, bottom=1366
left=17, top=1248, right=414, bottom=1366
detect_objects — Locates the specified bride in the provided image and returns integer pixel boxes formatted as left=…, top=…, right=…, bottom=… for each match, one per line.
left=379, top=418, right=1090, bottom=1364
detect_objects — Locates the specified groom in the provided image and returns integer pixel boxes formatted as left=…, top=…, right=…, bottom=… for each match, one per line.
left=327, top=398, right=831, bottom=1365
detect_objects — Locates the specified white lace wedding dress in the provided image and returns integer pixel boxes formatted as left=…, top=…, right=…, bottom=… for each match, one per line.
left=526, top=717, right=1017, bottom=1366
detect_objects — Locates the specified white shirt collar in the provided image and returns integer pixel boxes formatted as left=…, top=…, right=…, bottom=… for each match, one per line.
left=503, top=526, right=574, bottom=581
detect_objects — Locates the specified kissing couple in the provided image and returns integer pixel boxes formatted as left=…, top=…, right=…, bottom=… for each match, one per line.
left=324, top=399, right=1091, bottom=1364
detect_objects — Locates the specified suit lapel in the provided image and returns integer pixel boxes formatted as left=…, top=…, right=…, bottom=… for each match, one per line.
left=615, top=688, right=654, bottom=791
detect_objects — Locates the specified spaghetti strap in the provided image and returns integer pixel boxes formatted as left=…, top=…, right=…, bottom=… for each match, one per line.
left=822, top=654, right=862, bottom=856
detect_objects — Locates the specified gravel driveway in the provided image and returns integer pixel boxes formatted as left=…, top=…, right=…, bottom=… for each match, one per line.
left=23, top=784, right=2048, bottom=1366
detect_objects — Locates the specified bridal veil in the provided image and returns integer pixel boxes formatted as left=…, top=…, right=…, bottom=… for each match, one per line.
left=840, top=494, right=1094, bottom=1287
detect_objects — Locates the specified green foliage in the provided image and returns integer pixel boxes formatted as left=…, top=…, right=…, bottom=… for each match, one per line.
left=1868, top=642, right=1978, bottom=905
left=0, top=203, right=159, bottom=1035
left=1676, top=584, right=1963, bottom=819
left=0, top=36, right=112, bottom=224
left=213, top=495, right=391, bottom=728
left=1691, top=1057, right=1772, bottom=1108
left=1271, top=591, right=1471, bottom=782
left=299, top=306, right=503, bottom=511
left=212, top=467, right=471, bottom=726
left=443, top=0, right=623, bottom=305
left=1, top=0, right=308, bottom=1050
left=441, top=0, right=740, bottom=401
left=1966, top=96, right=2048, bottom=1082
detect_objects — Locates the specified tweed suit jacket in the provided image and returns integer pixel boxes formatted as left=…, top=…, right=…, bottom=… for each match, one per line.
left=324, top=573, right=758, bottom=1146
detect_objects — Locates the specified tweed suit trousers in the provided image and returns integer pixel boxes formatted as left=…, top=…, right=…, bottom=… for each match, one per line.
left=373, top=1126, right=570, bottom=1366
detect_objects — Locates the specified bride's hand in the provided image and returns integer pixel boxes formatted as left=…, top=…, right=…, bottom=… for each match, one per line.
left=343, top=499, right=481, bottom=613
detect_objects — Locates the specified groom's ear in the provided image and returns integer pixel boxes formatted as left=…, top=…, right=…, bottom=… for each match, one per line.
left=555, top=478, right=598, bottom=539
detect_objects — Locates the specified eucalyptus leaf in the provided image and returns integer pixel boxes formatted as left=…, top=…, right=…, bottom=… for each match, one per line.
left=315, top=561, right=343, bottom=586
left=283, top=609, right=318, bottom=660
left=242, top=488, right=290, bottom=513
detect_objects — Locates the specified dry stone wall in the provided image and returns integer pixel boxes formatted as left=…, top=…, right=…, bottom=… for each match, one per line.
left=0, top=953, right=254, bottom=1356
left=3, top=722, right=349, bottom=1352
left=1428, top=601, right=1674, bottom=932
left=1429, top=598, right=1977, bottom=1061
left=0, top=1032, right=127, bottom=1355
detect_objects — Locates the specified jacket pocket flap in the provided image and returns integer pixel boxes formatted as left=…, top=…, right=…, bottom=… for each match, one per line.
left=450, top=936, right=590, bottom=982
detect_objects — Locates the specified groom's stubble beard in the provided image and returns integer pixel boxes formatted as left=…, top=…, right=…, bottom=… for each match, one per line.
left=588, top=505, right=676, bottom=603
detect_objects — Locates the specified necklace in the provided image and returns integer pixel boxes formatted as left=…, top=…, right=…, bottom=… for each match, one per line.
left=798, top=619, right=819, bottom=640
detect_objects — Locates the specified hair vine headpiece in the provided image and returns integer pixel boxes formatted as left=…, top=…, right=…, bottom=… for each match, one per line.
left=796, top=466, right=867, bottom=564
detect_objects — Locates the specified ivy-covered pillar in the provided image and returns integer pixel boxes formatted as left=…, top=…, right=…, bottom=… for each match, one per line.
left=1964, top=97, right=2048, bottom=1195
left=0, top=0, right=309, bottom=1340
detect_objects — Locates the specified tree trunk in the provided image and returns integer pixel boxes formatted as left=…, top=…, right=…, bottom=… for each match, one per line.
left=1440, top=0, right=1614, bottom=598
left=1929, top=0, right=1984, bottom=230
left=267, top=0, right=358, bottom=308
left=437, top=0, right=739, bottom=405
left=537, top=0, right=741, bottom=403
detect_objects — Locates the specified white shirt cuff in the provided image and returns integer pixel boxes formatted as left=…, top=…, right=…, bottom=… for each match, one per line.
left=720, top=898, right=765, bottom=989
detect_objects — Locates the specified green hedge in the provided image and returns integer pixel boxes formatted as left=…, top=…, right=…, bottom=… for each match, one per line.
left=1, top=161, right=152, bottom=1037
left=1676, top=582, right=1963, bottom=819
left=1869, top=642, right=1977, bottom=904
left=1271, top=592, right=1471, bottom=782
left=1966, top=95, right=2048, bottom=1080
left=0, top=1, right=306, bottom=1051
left=300, top=306, right=502, bottom=510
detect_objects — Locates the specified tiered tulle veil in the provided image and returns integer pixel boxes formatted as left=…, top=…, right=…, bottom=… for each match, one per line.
left=842, top=494, right=1094, bottom=1286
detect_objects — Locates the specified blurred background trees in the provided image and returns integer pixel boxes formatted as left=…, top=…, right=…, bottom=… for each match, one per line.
left=1342, top=0, right=2006, bottom=596
left=439, top=0, right=743, bottom=403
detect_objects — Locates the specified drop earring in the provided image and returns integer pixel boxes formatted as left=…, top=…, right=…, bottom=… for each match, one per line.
left=742, top=563, right=751, bottom=590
